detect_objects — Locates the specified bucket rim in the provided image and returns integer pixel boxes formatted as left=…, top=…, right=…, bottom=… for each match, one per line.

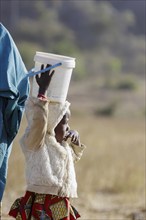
left=36, top=51, right=76, bottom=61
left=34, top=52, right=76, bottom=68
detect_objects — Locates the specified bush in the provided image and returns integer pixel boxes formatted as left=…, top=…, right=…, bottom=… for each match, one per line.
left=17, top=41, right=43, bottom=69
left=103, top=75, right=138, bottom=91
left=95, top=101, right=117, bottom=116
left=115, top=77, right=138, bottom=90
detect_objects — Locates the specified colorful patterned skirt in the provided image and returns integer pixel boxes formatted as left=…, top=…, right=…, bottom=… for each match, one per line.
left=9, top=191, right=80, bottom=220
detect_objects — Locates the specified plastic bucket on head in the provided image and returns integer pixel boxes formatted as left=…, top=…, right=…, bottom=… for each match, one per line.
left=30, top=52, right=76, bottom=103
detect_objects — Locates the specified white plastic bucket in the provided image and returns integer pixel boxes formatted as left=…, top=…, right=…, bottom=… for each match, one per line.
left=31, top=52, right=76, bottom=103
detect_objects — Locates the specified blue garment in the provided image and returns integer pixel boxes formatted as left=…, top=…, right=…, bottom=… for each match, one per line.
left=0, top=23, right=29, bottom=201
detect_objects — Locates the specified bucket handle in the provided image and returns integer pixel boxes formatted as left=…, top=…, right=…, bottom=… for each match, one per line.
left=26, top=62, right=62, bottom=78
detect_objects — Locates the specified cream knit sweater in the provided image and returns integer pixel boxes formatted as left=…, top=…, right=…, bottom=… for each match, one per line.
left=20, top=97, right=85, bottom=198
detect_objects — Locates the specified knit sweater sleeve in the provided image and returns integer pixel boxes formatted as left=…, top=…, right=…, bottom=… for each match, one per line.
left=70, top=142, right=86, bottom=163
left=21, top=97, right=49, bottom=150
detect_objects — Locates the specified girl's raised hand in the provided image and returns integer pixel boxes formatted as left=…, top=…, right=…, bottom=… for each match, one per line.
left=36, top=64, right=55, bottom=95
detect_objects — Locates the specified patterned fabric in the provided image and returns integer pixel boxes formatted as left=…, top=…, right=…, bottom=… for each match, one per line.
left=9, top=191, right=80, bottom=220
left=50, top=200, right=68, bottom=220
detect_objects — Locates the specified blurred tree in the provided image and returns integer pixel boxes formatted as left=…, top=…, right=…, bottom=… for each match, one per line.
left=17, top=41, right=43, bottom=69
left=0, top=0, right=145, bottom=79
left=109, top=0, right=145, bottom=35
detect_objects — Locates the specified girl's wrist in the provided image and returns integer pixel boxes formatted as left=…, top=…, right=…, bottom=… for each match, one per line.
left=38, top=87, right=47, bottom=96
left=37, top=93, right=48, bottom=101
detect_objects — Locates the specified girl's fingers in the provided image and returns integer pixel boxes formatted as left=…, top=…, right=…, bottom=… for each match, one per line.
left=35, top=74, right=39, bottom=82
left=71, top=135, right=76, bottom=143
left=41, top=64, right=45, bottom=75
left=64, top=133, right=70, bottom=141
left=64, top=131, right=80, bottom=145
left=41, top=64, right=44, bottom=70
left=46, top=64, right=51, bottom=68
left=64, top=131, right=73, bottom=141
left=49, top=70, right=55, bottom=77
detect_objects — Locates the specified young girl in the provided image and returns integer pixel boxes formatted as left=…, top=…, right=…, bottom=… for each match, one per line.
left=9, top=65, right=85, bottom=220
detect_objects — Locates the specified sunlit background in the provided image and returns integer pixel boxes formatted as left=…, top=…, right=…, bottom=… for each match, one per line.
left=1, top=0, right=145, bottom=219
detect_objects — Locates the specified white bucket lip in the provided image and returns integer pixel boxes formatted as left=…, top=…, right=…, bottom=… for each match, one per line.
left=34, top=52, right=76, bottom=68
left=36, top=51, right=75, bottom=61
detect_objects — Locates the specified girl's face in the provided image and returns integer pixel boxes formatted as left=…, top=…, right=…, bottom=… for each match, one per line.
left=54, top=112, right=70, bottom=144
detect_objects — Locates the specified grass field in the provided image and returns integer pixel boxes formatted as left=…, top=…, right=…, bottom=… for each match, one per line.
left=2, top=114, right=145, bottom=219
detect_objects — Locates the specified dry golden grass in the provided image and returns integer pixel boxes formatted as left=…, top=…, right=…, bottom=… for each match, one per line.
left=2, top=114, right=145, bottom=219
left=73, top=116, right=145, bottom=194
